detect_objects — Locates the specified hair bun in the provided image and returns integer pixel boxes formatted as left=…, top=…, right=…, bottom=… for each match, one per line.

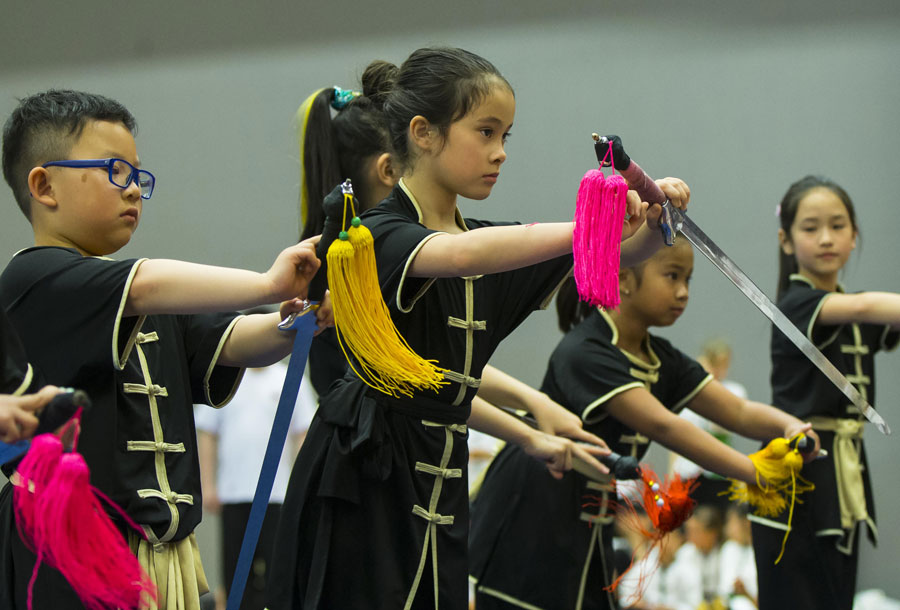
left=361, top=60, right=398, bottom=109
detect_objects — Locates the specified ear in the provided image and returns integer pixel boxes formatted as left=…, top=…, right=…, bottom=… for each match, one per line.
left=27, top=167, right=58, bottom=210
left=408, top=115, right=436, bottom=154
left=850, top=227, right=858, bottom=251
left=374, top=152, right=399, bottom=188
left=777, top=228, right=793, bottom=256
left=619, top=268, right=636, bottom=297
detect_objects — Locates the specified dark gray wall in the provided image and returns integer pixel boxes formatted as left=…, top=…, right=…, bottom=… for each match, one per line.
left=2, top=0, right=898, bottom=598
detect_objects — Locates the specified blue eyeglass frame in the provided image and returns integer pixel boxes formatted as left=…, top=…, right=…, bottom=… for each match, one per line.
left=41, top=157, right=156, bottom=200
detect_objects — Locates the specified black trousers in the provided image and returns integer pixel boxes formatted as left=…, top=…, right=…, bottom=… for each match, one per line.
left=752, top=514, right=859, bottom=610
left=221, top=502, right=282, bottom=610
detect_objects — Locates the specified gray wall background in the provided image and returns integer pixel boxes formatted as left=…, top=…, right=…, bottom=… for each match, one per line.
left=2, top=0, right=898, bottom=599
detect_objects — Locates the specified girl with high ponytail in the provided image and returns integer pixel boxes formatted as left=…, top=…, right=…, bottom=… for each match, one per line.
left=268, top=47, right=692, bottom=609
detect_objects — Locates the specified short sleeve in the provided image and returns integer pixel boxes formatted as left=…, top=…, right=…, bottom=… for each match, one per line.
left=0, top=308, right=39, bottom=395
left=776, top=283, right=840, bottom=350
left=363, top=206, right=443, bottom=312
left=651, top=340, right=713, bottom=412
left=0, top=248, right=146, bottom=376
left=543, top=331, right=642, bottom=424
left=179, top=313, right=243, bottom=407
left=487, top=251, right=573, bottom=339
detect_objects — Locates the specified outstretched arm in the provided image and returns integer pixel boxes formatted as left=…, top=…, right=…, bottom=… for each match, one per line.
left=467, top=396, right=610, bottom=479
left=818, top=291, right=900, bottom=329
left=605, top=387, right=759, bottom=484
left=407, top=222, right=575, bottom=278
left=688, top=380, right=820, bottom=459
left=478, top=365, right=608, bottom=448
left=218, top=293, right=334, bottom=368
left=125, top=237, right=321, bottom=316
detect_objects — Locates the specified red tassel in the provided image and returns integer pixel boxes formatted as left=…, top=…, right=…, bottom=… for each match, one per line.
left=638, top=466, right=698, bottom=535
left=13, top=423, right=156, bottom=610
left=573, top=169, right=629, bottom=309
left=602, top=466, right=698, bottom=598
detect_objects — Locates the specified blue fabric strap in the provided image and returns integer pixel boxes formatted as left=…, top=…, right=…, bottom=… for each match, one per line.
left=226, top=307, right=319, bottom=610
left=0, top=439, right=29, bottom=465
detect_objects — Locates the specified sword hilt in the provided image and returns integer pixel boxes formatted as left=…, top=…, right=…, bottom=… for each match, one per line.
left=35, top=388, right=90, bottom=435
left=592, top=134, right=678, bottom=245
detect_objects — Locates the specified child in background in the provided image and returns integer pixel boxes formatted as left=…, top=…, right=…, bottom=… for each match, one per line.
left=469, top=238, right=819, bottom=610
left=671, top=338, right=747, bottom=508
left=0, top=89, right=328, bottom=609
left=617, top=527, right=688, bottom=610
left=753, top=175, right=900, bottom=609
left=678, top=506, right=724, bottom=605
left=267, top=47, right=692, bottom=609
left=719, top=505, right=756, bottom=610
left=194, top=319, right=318, bottom=610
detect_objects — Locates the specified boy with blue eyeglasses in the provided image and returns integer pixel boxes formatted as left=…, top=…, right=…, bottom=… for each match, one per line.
left=0, top=89, right=329, bottom=609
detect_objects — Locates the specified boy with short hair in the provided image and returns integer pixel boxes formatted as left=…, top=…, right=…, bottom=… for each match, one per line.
left=0, top=89, right=326, bottom=609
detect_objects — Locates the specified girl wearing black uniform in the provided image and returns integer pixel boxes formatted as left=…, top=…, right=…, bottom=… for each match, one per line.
left=469, top=238, right=819, bottom=610
left=752, top=176, right=900, bottom=609
left=266, top=47, right=693, bottom=609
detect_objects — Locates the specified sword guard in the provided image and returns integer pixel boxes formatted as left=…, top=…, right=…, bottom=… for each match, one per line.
left=659, top=200, right=684, bottom=247
left=278, top=300, right=320, bottom=331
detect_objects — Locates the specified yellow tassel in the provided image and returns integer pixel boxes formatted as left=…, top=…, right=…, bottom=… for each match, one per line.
left=327, top=183, right=447, bottom=398
left=723, top=434, right=815, bottom=564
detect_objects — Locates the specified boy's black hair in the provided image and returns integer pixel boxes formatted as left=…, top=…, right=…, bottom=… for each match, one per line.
left=2, top=89, right=137, bottom=220
left=363, top=47, right=513, bottom=167
left=775, top=175, right=858, bottom=300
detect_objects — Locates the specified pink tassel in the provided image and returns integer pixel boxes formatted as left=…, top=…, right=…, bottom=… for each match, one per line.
left=13, top=431, right=156, bottom=610
left=573, top=169, right=629, bottom=309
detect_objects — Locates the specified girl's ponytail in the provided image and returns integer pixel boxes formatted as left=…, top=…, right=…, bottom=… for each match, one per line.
left=297, top=88, right=342, bottom=241
left=556, top=277, right=592, bottom=333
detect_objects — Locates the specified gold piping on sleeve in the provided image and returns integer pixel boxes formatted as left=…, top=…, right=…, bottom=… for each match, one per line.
left=11, top=364, right=33, bottom=396
left=113, top=258, right=148, bottom=370
left=789, top=275, right=843, bottom=349
left=672, top=374, right=714, bottom=413
left=808, top=294, right=842, bottom=350
left=539, top=265, right=574, bottom=311
left=880, top=324, right=899, bottom=351
left=396, top=233, right=441, bottom=313
left=203, top=315, right=245, bottom=409
left=582, top=383, right=644, bottom=424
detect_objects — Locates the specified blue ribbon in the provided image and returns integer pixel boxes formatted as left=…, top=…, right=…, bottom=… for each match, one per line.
left=0, top=439, right=30, bottom=465
left=225, top=305, right=319, bottom=610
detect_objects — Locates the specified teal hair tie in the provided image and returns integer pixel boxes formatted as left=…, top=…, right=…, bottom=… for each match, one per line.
left=332, top=87, right=361, bottom=110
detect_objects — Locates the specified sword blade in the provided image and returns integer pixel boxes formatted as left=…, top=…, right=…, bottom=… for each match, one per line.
left=670, top=206, right=890, bottom=435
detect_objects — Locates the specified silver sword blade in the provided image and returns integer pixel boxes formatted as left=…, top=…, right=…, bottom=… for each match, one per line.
left=660, top=202, right=890, bottom=435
